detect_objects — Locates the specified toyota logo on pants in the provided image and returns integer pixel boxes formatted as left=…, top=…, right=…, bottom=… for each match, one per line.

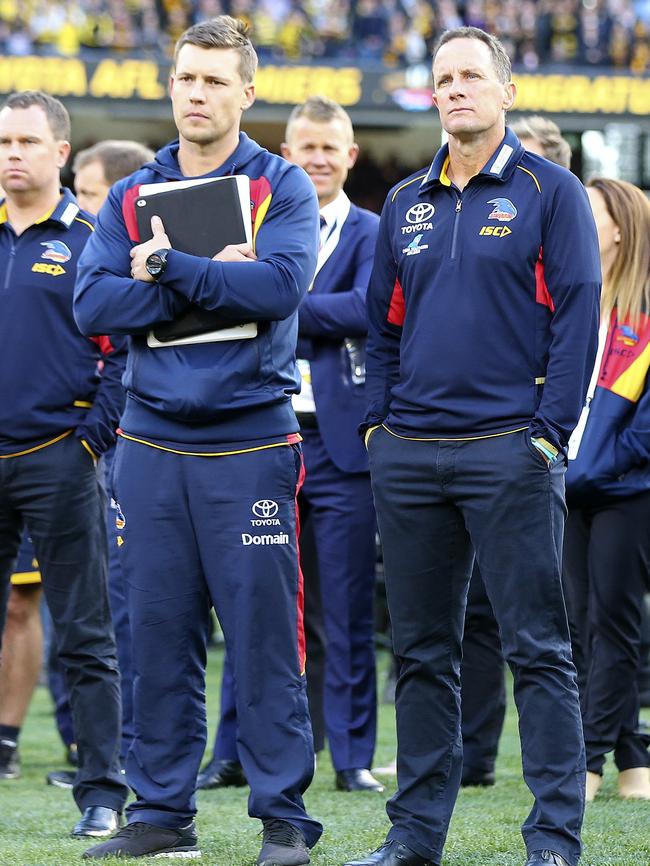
left=252, top=500, right=279, bottom=518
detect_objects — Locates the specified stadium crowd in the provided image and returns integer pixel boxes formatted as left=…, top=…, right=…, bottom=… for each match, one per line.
left=0, top=0, right=648, bottom=71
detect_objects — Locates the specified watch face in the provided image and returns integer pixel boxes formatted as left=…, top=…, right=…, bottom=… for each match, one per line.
left=147, top=255, right=163, bottom=275
left=146, top=250, right=167, bottom=277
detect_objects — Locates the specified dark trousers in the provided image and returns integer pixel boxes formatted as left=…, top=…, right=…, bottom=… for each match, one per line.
left=47, top=617, right=76, bottom=748
left=112, top=437, right=322, bottom=846
left=640, top=597, right=650, bottom=705
left=104, top=445, right=135, bottom=762
left=299, top=427, right=377, bottom=772
left=0, top=433, right=127, bottom=812
left=8, top=530, right=75, bottom=749
left=48, top=444, right=135, bottom=764
left=563, top=492, right=650, bottom=774
left=461, top=563, right=506, bottom=776
left=301, top=511, right=327, bottom=754
left=368, top=426, right=584, bottom=866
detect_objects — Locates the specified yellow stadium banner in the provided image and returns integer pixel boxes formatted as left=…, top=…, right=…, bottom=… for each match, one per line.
left=0, top=56, right=164, bottom=100
left=0, top=55, right=647, bottom=116
left=514, top=73, right=650, bottom=116
left=0, top=55, right=363, bottom=106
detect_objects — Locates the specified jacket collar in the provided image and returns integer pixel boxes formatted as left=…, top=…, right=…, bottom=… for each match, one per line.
left=152, top=132, right=265, bottom=181
left=0, top=188, right=82, bottom=230
left=419, top=127, right=524, bottom=193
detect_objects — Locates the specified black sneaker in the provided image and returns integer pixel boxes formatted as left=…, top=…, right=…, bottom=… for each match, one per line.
left=0, top=739, right=19, bottom=780
left=257, top=819, right=310, bottom=866
left=82, top=821, right=199, bottom=859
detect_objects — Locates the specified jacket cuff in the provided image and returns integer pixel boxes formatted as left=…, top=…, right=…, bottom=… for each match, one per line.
left=359, top=416, right=383, bottom=441
left=75, top=429, right=106, bottom=459
left=529, top=418, right=563, bottom=453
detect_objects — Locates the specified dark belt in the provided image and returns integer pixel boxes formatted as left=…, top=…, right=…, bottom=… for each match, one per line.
left=296, top=412, right=319, bottom=430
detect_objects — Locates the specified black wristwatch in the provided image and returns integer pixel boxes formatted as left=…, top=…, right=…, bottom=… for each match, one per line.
left=145, top=248, right=169, bottom=280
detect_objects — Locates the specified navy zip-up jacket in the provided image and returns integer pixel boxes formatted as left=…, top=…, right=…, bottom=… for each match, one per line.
left=0, top=189, right=127, bottom=457
left=364, top=128, right=601, bottom=450
left=567, top=307, right=650, bottom=503
left=74, top=133, right=319, bottom=446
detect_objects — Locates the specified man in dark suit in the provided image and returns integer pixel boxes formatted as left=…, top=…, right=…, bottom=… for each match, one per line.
left=281, top=96, right=382, bottom=792
left=198, top=96, right=382, bottom=794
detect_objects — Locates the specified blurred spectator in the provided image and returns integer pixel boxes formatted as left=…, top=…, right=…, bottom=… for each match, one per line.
left=310, top=0, right=349, bottom=57
left=250, top=0, right=278, bottom=56
left=277, top=8, right=317, bottom=61
left=191, top=0, right=224, bottom=24
left=578, top=0, right=613, bottom=66
left=353, top=0, right=390, bottom=60
left=630, top=17, right=650, bottom=70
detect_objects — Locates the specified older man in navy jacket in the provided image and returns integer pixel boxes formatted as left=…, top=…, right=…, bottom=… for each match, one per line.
left=346, top=26, right=601, bottom=866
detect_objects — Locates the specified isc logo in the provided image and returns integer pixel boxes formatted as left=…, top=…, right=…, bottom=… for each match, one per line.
left=479, top=226, right=512, bottom=237
left=32, top=262, right=66, bottom=275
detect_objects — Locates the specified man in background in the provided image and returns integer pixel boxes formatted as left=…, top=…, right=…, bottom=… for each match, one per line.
left=0, top=139, right=154, bottom=791
left=73, top=140, right=154, bottom=215
left=0, top=90, right=128, bottom=837
left=0, top=538, right=45, bottom=779
left=283, top=96, right=382, bottom=793
left=46, top=138, right=155, bottom=790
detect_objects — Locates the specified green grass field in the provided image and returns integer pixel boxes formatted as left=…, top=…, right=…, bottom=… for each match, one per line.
left=1, top=647, right=648, bottom=866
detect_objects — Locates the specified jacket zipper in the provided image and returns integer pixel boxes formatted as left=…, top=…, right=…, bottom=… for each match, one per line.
left=3, top=238, right=16, bottom=290
left=450, top=196, right=462, bottom=260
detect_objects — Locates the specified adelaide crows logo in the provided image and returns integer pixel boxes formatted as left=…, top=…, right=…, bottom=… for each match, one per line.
left=487, top=198, right=517, bottom=222
left=114, top=501, right=126, bottom=530
left=617, top=325, right=639, bottom=346
left=40, top=240, right=72, bottom=263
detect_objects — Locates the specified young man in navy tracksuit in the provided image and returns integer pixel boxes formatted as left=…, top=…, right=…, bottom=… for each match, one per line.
left=74, top=16, right=322, bottom=864
left=345, top=27, right=601, bottom=866
left=199, top=96, right=383, bottom=796
left=0, top=91, right=128, bottom=836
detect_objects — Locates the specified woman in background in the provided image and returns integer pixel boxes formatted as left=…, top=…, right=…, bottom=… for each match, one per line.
left=563, top=177, right=650, bottom=801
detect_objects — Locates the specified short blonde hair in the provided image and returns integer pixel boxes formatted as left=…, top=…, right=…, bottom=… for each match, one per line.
left=285, top=96, right=354, bottom=146
left=174, top=16, right=258, bottom=83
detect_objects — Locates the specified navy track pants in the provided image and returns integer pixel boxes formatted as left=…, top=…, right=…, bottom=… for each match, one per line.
left=110, top=436, right=322, bottom=846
